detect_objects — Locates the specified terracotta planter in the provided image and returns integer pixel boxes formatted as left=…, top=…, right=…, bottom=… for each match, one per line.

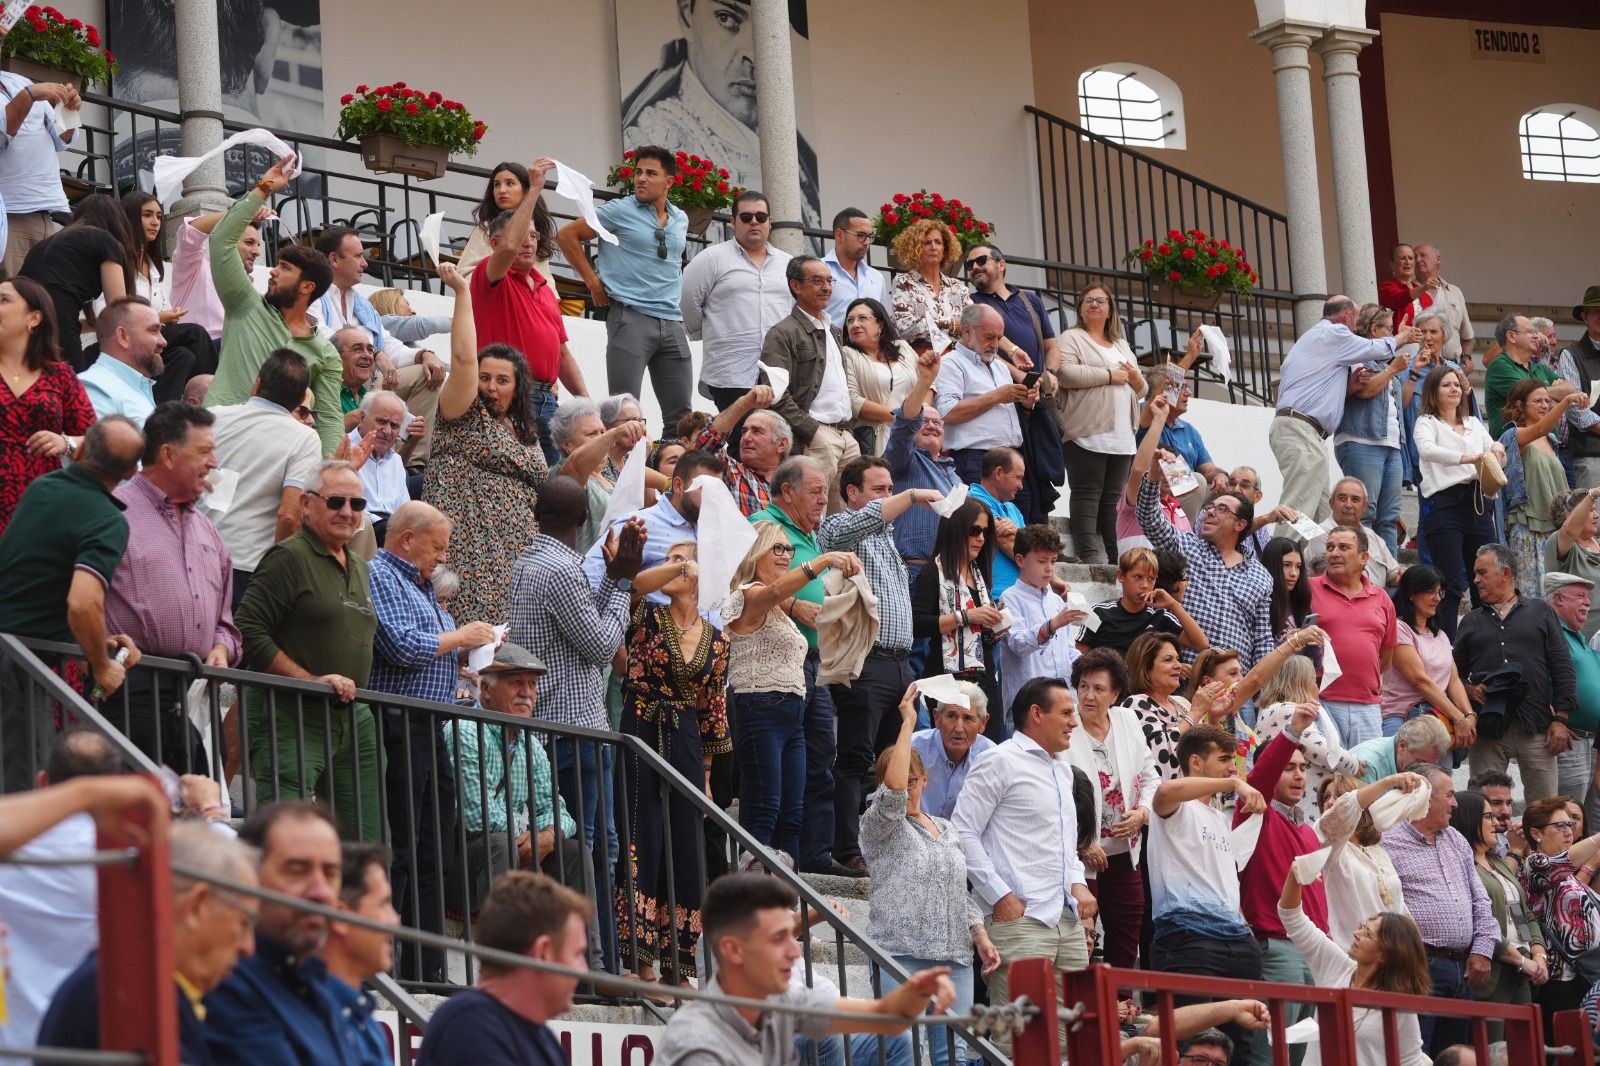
left=2, top=54, right=83, bottom=92
left=358, top=134, right=447, bottom=181
left=1149, top=278, right=1224, bottom=312
left=684, top=207, right=716, bottom=236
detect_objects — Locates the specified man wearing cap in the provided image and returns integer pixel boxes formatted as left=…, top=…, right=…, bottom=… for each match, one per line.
left=444, top=639, right=604, bottom=971
left=1559, top=287, right=1600, bottom=487
left=1545, top=571, right=1600, bottom=830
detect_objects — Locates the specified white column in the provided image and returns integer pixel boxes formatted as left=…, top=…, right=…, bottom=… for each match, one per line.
left=751, top=0, right=805, bottom=255
left=167, top=0, right=231, bottom=234
left=1249, top=19, right=1329, bottom=335
left=1315, top=27, right=1380, bottom=307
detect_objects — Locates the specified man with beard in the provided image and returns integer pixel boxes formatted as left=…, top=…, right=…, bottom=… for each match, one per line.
left=581, top=448, right=724, bottom=600
left=204, top=154, right=343, bottom=455
left=77, top=297, right=178, bottom=423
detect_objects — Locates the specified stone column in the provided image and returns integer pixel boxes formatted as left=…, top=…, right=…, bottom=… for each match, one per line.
left=167, top=0, right=232, bottom=236
left=751, top=0, right=805, bottom=254
left=1249, top=19, right=1329, bottom=335
left=1315, top=27, right=1380, bottom=307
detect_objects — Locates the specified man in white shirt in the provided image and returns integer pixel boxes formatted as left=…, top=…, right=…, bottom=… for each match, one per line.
left=953, top=676, right=1095, bottom=1054
left=759, top=255, right=860, bottom=513
left=0, top=73, right=80, bottom=275
left=1414, top=243, right=1474, bottom=366
left=1301, top=477, right=1403, bottom=587
left=681, top=190, right=792, bottom=411
left=823, top=208, right=886, bottom=325
left=347, top=390, right=412, bottom=544
left=933, top=303, right=1036, bottom=493
left=998, top=525, right=1086, bottom=712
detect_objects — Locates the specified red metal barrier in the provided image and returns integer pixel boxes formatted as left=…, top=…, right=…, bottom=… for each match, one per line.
left=1556, top=1009, right=1598, bottom=1066
left=98, top=777, right=176, bottom=1066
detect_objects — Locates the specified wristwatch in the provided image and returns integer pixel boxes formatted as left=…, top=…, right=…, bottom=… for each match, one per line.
left=614, top=577, right=634, bottom=592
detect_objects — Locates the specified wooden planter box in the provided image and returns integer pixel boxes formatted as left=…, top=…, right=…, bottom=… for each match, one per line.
left=2, top=54, right=83, bottom=93
left=684, top=207, right=715, bottom=236
left=1149, top=278, right=1224, bottom=312
left=359, top=134, right=447, bottom=181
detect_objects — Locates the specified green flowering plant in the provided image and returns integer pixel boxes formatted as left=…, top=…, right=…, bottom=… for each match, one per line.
left=1, top=6, right=117, bottom=89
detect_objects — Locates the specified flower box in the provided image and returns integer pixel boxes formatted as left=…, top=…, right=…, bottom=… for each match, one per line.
left=1149, top=279, right=1224, bottom=312
left=359, top=133, right=447, bottom=181
left=0, top=6, right=115, bottom=91
left=1126, top=228, right=1257, bottom=306
left=1, top=53, right=78, bottom=92
left=873, top=191, right=992, bottom=254
left=337, top=83, right=484, bottom=180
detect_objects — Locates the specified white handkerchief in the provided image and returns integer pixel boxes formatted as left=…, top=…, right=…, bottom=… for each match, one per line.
left=928, top=484, right=968, bottom=518
left=419, top=211, right=446, bottom=268
left=185, top=680, right=216, bottom=781
left=1198, top=324, right=1232, bottom=383
left=994, top=607, right=1016, bottom=637
left=762, top=363, right=791, bottom=402
left=1230, top=812, right=1264, bottom=869
left=199, top=468, right=241, bottom=516
left=1078, top=610, right=1102, bottom=633
left=552, top=161, right=618, bottom=245
left=153, top=128, right=301, bottom=207
left=1589, top=379, right=1600, bottom=409
left=1319, top=640, right=1343, bottom=693
left=601, top=437, right=649, bottom=528
left=916, top=674, right=970, bottom=709
left=1290, top=514, right=1326, bottom=542
left=1292, top=845, right=1333, bottom=885
left=1369, top=778, right=1431, bottom=830
left=1068, top=591, right=1088, bottom=607
left=53, top=102, right=81, bottom=133
left=1283, top=1017, right=1320, bottom=1046
left=691, top=475, right=758, bottom=617
left=466, top=624, right=509, bottom=674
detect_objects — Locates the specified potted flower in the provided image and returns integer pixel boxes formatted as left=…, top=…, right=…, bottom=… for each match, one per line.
left=873, top=191, right=992, bottom=268
left=606, top=149, right=735, bottom=235
left=336, top=83, right=485, bottom=181
left=1126, top=228, right=1257, bottom=311
left=0, top=6, right=117, bottom=91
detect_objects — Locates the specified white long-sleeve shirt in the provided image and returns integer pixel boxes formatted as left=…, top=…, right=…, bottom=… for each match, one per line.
left=1413, top=414, right=1495, bottom=498
left=953, top=731, right=1087, bottom=928
left=679, top=238, right=793, bottom=389
left=997, top=579, right=1080, bottom=713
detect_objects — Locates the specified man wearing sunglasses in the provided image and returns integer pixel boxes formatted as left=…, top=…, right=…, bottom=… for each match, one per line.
left=824, top=208, right=886, bottom=325
left=965, top=244, right=1059, bottom=376
left=681, top=189, right=793, bottom=412
left=236, top=459, right=385, bottom=843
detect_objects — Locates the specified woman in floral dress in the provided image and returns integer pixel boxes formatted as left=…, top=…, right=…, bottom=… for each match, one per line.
left=615, top=542, right=731, bottom=984
left=888, top=218, right=971, bottom=345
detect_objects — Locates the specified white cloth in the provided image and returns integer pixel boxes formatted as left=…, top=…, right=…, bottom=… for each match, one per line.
left=690, top=474, right=756, bottom=617
left=953, top=731, right=1088, bottom=929
left=997, top=580, right=1081, bottom=713
left=1414, top=414, right=1495, bottom=498
left=933, top=342, right=1022, bottom=452
left=552, top=160, right=617, bottom=245
left=348, top=429, right=410, bottom=516
left=1063, top=707, right=1161, bottom=867
left=802, top=307, right=852, bottom=425
left=601, top=437, right=648, bottom=528
left=1314, top=788, right=1415, bottom=949
left=208, top=398, right=324, bottom=570
left=1146, top=798, right=1245, bottom=924
left=0, top=71, right=68, bottom=213
left=152, top=127, right=299, bottom=207
left=0, top=814, right=97, bottom=1048
left=916, top=673, right=971, bottom=708
left=679, top=239, right=794, bottom=389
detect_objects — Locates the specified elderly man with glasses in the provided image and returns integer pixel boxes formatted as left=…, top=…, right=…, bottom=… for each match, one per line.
left=824, top=207, right=886, bottom=324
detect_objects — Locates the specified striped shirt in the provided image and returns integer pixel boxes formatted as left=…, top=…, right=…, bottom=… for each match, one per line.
left=818, top=498, right=912, bottom=651
left=368, top=549, right=460, bottom=705
left=445, top=717, right=576, bottom=838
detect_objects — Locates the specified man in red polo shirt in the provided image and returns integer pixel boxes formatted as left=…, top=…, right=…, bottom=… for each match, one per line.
left=1312, top=525, right=1398, bottom=747
left=471, top=155, right=589, bottom=464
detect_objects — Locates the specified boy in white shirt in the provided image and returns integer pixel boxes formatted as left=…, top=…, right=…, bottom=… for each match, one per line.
left=997, top=524, right=1085, bottom=712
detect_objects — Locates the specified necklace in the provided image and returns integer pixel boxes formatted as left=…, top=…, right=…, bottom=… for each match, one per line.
left=1348, top=844, right=1396, bottom=907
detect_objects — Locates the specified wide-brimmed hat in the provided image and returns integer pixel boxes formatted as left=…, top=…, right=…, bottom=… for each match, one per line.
left=1573, top=285, right=1600, bottom=321
left=480, top=640, right=547, bottom=675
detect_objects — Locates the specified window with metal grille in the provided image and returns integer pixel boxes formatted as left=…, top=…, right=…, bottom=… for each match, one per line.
left=1076, top=66, right=1186, bottom=150
left=1520, top=105, right=1600, bottom=183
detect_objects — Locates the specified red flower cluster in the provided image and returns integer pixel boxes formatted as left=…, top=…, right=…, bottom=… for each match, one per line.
left=606, top=148, right=738, bottom=213
left=5, top=6, right=117, bottom=88
left=1126, top=227, right=1257, bottom=297
left=873, top=190, right=993, bottom=251
left=335, top=82, right=485, bottom=157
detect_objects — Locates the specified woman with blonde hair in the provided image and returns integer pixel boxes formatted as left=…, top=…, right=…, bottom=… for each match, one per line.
left=1254, top=654, right=1359, bottom=796
left=724, top=522, right=858, bottom=864
left=1055, top=283, right=1145, bottom=563
left=888, top=219, right=970, bottom=343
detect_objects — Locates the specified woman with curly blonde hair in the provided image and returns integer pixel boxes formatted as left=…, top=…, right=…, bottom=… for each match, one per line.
left=889, top=218, right=970, bottom=345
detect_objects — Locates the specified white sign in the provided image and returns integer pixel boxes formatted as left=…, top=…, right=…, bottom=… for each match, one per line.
left=374, top=1010, right=662, bottom=1065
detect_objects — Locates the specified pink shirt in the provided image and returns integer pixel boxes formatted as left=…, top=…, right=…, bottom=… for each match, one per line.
left=168, top=218, right=226, bottom=340
left=1115, top=490, right=1190, bottom=546
left=1311, top=573, right=1398, bottom=704
left=1380, top=620, right=1453, bottom=721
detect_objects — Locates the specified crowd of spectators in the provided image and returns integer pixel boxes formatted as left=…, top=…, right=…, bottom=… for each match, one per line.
left=1, top=131, right=1599, bottom=1066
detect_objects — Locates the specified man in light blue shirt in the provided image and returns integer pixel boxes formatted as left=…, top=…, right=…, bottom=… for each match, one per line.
left=0, top=72, right=77, bottom=274
left=912, top=688, right=996, bottom=820
left=558, top=145, right=694, bottom=429
left=77, top=297, right=171, bottom=426
left=1270, top=296, right=1420, bottom=527
left=581, top=449, right=722, bottom=601
left=969, top=447, right=1027, bottom=598
left=347, top=392, right=412, bottom=533
left=1345, top=714, right=1451, bottom=784
left=933, top=304, right=1033, bottom=511
left=823, top=208, right=886, bottom=325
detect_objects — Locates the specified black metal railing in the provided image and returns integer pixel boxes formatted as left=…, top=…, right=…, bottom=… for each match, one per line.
left=0, top=634, right=1007, bottom=1066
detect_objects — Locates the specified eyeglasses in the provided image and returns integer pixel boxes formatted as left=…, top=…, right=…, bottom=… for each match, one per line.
left=1081, top=296, right=1110, bottom=306
left=737, top=211, right=770, bottom=224
left=308, top=492, right=368, bottom=513
left=967, top=524, right=990, bottom=538
left=1541, top=820, right=1577, bottom=833
left=654, top=228, right=668, bottom=260
left=1180, top=1056, right=1229, bottom=1066
left=1204, top=502, right=1240, bottom=518
left=844, top=229, right=874, bottom=241
left=1351, top=925, right=1377, bottom=943
left=769, top=543, right=796, bottom=557
left=965, top=254, right=993, bottom=271
left=292, top=405, right=314, bottom=420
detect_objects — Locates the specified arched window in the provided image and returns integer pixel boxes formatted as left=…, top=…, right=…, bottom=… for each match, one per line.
left=1076, top=66, right=1186, bottom=150
left=1520, top=104, right=1600, bottom=183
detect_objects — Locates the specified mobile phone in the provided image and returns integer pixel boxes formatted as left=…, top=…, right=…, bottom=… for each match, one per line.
left=1022, top=369, right=1042, bottom=390
left=1303, top=613, right=1319, bottom=628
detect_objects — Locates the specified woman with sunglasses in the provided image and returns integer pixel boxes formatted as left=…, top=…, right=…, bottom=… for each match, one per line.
left=911, top=499, right=1004, bottom=734
left=724, top=522, right=858, bottom=863
left=1520, top=795, right=1600, bottom=1028
left=841, top=297, right=917, bottom=456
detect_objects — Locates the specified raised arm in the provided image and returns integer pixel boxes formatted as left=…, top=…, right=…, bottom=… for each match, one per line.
left=1557, top=487, right=1600, bottom=557
left=727, top=552, right=858, bottom=634
left=1125, top=396, right=1170, bottom=504
left=1154, top=775, right=1264, bottom=819
left=436, top=263, right=479, bottom=422
left=485, top=158, right=552, bottom=284
left=1517, top=392, right=1583, bottom=448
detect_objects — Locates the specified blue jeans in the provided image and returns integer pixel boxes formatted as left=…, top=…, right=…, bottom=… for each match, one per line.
left=800, top=653, right=838, bottom=869
left=1334, top=440, right=1403, bottom=556
left=1422, top=953, right=1471, bottom=1054
left=555, top=739, right=619, bottom=971
left=1323, top=700, right=1381, bottom=746
left=528, top=383, right=559, bottom=466
left=874, top=956, right=976, bottom=1066
left=733, top=689, right=807, bottom=864
left=796, top=1032, right=913, bottom=1066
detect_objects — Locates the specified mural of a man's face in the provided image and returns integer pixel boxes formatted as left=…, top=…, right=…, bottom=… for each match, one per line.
left=678, top=0, right=756, bottom=127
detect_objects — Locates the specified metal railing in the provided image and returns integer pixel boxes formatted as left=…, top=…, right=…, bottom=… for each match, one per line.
left=0, top=633, right=1007, bottom=1066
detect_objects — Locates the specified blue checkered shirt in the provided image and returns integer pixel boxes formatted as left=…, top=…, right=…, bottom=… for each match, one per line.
left=819, top=498, right=913, bottom=651
left=368, top=549, right=461, bottom=704
left=507, top=535, right=629, bottom=729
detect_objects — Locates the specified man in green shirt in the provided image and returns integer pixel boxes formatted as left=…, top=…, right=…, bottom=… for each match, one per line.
left=236, top=459, right=381, bottom=840
left=203, top=154, right=344, bottom=455
left=1484, top=312, right=1570, bottom=437
left=1546, top=572, right=1600, bottom=829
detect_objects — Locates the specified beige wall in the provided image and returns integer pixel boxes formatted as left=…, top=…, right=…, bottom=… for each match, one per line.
left=1381, top=13, right=1600, bottom=307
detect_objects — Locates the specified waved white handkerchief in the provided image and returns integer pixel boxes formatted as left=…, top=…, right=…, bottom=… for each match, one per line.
left=916, top=674, right=970, bottom=709
left=1290, top=514, right=1326, bottom=542
left=1068, top=591, right=1089, bottom=607
left=1283, top=1017, right=1320, bottom=1046
left=418, top=211, right=446, bottom=268
left=553, top=161, right=617, bottom=245
left=928, top=484, right=969, bottom=518
left=466, top=624, right=509, bottom=674
left=691, top=475, right=758, bottom=617
left=54, top=102, right=81, bottom=133
left=1369, top=778, right=1431, bottom=829
left=153, top=128, right=301, bottom=207
left=994, top=607, right=1016, bottom=637
left=762, top=364, right=791, bottom=402
left=1078, top=610, right=1102, bottom=633
left=199, top=468, right=241, bottom=516
left=1231, top=813, right=1264, bottom=869
left=1292, top=845, right=1333, bottom=885
left=601, top=437, right=649, bottom=528
left=1319, top=640, right=1343, bottom=693
left=1198, top=324, right=1232, bottom=383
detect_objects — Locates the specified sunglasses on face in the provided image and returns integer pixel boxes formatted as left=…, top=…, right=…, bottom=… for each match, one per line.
left=293, top=405, right=314, bottom=420
left=965, top=255, right=992, bottom=271
left=737, top=211, right=770, bottom=224
left=309, top=492, right=368, bottom=513
left=968, top=524, right=990, bottom=537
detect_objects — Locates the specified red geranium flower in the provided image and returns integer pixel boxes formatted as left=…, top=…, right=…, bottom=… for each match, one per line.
left=393, top=81, right=406, bottom=89
left=85, top=26, right=99, bottom=45
left=893, top=193, right=909, bottom=205
left=404, top=101, right=419, bottom=115
left=1169, top=270, right=1183, bottom=282
left=618, top=165, right=633, bottom=178
left=67, top=16, right=80, bottom=28
left=355, top=84, right=368, bottom=93
left=1140, top=249, right=1154, bottom=261
left=1157, top=243, right=1171, bottom=255
left=1181, top=248, right=1197, bottom=260
left=1167, top=229, right=1182, bottom=239
left=376, top=98, right=393, bottom=112
left=623, top=149, right=635, bottom=159
left=716, top=181, right=729, bottom=193
left=718, top=168, right=729, bottom=178
left=340, top=93, right=354, bottom=105
left=29, top=18, right=45, bottom=31
left=885, top=212, right=900, bottom=226
left=473, top=126, right=486, bottom=141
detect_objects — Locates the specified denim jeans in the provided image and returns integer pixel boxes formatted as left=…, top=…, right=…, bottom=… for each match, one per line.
left=873, top=956, right=976, bottom=1066
left=1422, top=953, right=1471, bottom=1054
left=733, top=689, right=807, bottom=864
left=527, top=383, right=559, bottom=467
left=1334, top=440, right=1403, bottom=556
left=1254, top=938, right=1313, bottom=1066
left=555, top=738, right=619, bottom=971
left=1323, top=700, right=1382, bottom=746
left=795, top=1032, right=913, bottom=1066
left=800, top=653, right=839, bottom=869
